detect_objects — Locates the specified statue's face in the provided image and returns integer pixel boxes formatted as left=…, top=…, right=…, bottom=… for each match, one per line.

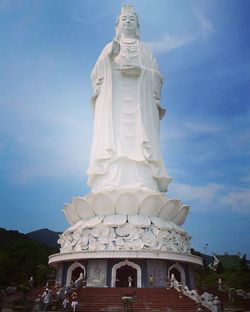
left=118, top=12, right=138, bottom=36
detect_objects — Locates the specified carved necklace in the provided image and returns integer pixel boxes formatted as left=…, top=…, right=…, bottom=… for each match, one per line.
left=120, top=37, right=138, bottom=45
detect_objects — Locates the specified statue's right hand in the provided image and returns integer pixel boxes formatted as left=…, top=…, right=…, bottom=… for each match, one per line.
left=109, top=40, right=120, bottom=60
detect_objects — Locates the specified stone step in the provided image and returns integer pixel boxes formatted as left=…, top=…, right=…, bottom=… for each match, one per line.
left=2, top=287, right=211, bottom=312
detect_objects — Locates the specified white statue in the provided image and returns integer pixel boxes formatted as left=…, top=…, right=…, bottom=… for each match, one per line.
left=128, top=275, right=133, bottom=287
left=53, top=5, right=193, bottom=263
left=170, top=273, right=180, bottom=290
left=87, top=5, right=172, bottom=193
left=75, top=272, right=84, bottom=289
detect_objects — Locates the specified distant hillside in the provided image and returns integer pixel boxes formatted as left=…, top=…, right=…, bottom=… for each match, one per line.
left=26, top=228, right=61, bottom=249
left=0, top=228, right=58, bottom=287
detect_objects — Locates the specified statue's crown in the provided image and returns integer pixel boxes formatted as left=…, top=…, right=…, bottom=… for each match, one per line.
left=121, top=4, right=136, bottom=14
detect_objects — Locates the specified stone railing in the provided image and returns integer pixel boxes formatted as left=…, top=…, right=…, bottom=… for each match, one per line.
left=182, top=286, right=222, bottom=312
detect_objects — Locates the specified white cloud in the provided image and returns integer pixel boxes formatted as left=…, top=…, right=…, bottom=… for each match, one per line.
left=169, top=181, right=250, bottom=215
left=228, top=128, right=250, bottom=156
left=183, top=121, right=222, bottom=134
left=241, top=175, right=250, bottom=184
left=220, top=189, right=250, bottom=214
left=161, top=123, right=188, bottom=141
left=145, top=34, right=197, bottom=53
left=171, top=182, right=223, bottom=207
left=146, top=4, right=215, bottom=54
left=7, top=119, right=92, bottom=184
left=192, top=8, right=215, bottom=37
left=9, top=155, right=87, bottom=184
left=162, top=110, right=250, bottom=163
left=1, top=93, right=93, bottom=184
left=71, top=11, right=110, bottom=24
left=162, top=118, right=223, bottom=143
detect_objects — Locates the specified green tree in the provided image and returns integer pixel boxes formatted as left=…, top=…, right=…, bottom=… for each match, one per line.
left=0, top=228, right=58, bottom=288
left=216, top=262, right=224, bottom=274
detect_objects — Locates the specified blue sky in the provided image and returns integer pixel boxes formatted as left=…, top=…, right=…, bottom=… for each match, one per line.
left=0, top=0, right=250, bottom=258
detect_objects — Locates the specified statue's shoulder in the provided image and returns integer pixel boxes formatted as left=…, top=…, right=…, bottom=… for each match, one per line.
left=139, top=41, right=154, bottom=57
left=103, top=42, right=112, bottom=50
left=97, top=42, right=112, bottom=60
left=101, top=42, right=112, bottom=54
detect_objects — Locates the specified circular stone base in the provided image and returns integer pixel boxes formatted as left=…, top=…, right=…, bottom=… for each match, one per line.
left=49, top=250, right=203, bottom=267
left=49, top=252, right=202, bottom=289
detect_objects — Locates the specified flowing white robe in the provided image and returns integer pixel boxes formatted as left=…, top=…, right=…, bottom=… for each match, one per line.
left=87, top=40, right=171, bottom=193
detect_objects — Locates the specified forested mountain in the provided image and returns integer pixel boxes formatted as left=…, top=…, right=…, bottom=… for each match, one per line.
left=0, top=228, right=59, bottom=288
left=26, top=228, right=60, bottom=249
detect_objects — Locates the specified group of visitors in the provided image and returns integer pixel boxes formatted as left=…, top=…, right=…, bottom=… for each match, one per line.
left=34, top=282, right=80, bottom=311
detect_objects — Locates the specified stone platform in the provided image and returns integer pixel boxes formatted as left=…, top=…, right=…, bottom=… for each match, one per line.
left=49, top=189, right=202, bottom=288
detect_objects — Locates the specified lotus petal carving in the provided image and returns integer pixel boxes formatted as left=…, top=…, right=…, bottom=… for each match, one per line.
left=65, top=220, right=83, bottom=233
left=150, top=225, right=160, bottom=237
left=128, top=214, right=151, bottom=227
left=172, top=205, right=190, bottom=226
left=95, top=242, right=106, bottom=251
left=131, top=239, right=144, bottom=250
left=59, top=217, right=191, bottom=254
left=116, top=192, right=139, bottom=215
left=72, top=228, right=82, bottom=240
left=90, top=224, right=109, bottom=238
left=140, top=194, right=162, bottom=217
left=92, top=193, right=115, bottom=216
left=168, top=221, right=185, bottom=234
left=65, top=189, right=190, bottom=227
left=107, top=227, right=116, bottom=239
left=158, top=199, right=180, bottom=220
left=81, top=216, right=103, bottom=228
left=103, top=214, right=127, bottom=227
left=116, top=224, right=140, bottom=240
left=73, top=197, right=95, bottom=219
left=142, top=227, right=157, bottom=247
left=64, top=204, right=80, bottom=225
left=158, top=229, right=171, bottom=243
left=151, top=217, right=173, bottom=230
left=114, top=237, right=125, bottom=246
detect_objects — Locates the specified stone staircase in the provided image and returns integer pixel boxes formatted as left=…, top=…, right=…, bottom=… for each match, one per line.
left=65, top=287, right=211, bottom=312
left=1, top=287, right=212, bottom=311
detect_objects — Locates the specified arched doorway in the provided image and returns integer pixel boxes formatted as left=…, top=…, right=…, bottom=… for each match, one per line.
left=168, top=263, right=186, bottom=285
left=66, top=261, right=86, bottom=286
left=111, top=259, right=142, bottom=288
left=116, top=265, right=137, bottom=287
left=71, top=266, right=84, bottom=282
left=169, top=268, right=181, bottom=282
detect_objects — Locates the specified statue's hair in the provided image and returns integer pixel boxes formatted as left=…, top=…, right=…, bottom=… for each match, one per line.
left=115, top=5, right=140, bottom=39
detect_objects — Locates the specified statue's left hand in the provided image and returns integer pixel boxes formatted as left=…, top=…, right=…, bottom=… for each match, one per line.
left=109, top=40, right=120, bottom=61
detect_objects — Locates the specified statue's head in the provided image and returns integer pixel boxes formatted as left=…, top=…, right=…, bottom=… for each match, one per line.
left=115, top=5, right=140, bottom=39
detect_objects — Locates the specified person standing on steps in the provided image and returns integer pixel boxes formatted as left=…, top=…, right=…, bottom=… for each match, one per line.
left=71, top=291, right=78, bottom=312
